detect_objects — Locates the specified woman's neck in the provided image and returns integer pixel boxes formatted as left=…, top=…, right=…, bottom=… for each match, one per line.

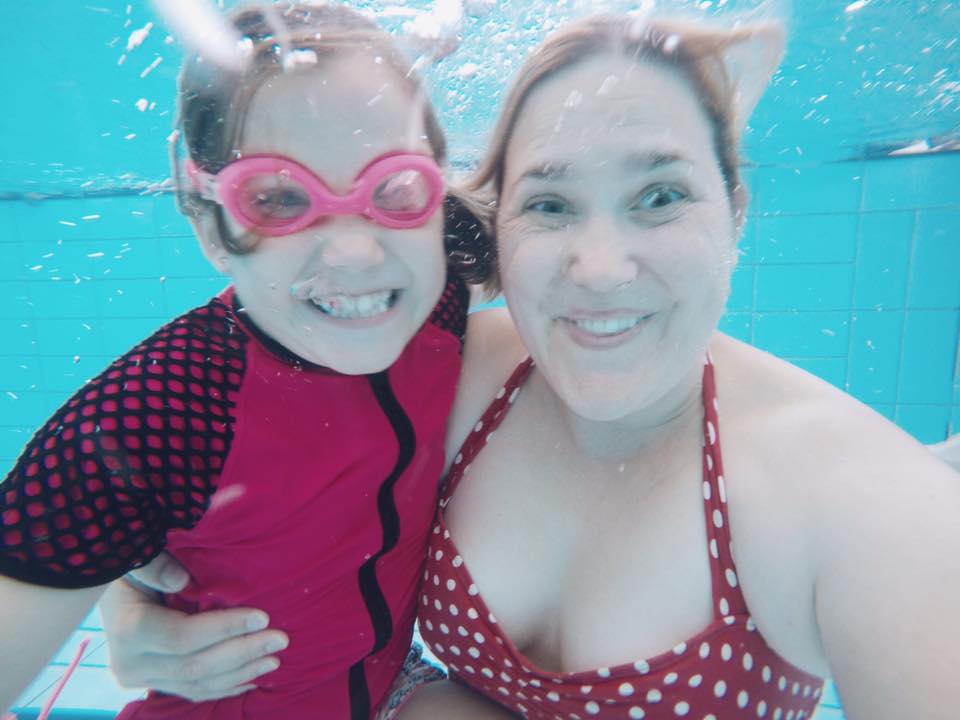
left=541, top=363, right=705, bottom=464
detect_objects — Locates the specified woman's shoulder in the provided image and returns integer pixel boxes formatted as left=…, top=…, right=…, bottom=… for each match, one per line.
left=710, top=332, right=959, bottom=529
left=443, top=306, right=527, bottom=466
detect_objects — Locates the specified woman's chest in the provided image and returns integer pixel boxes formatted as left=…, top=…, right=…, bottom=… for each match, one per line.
left=441, top=440, right=720, bottom=672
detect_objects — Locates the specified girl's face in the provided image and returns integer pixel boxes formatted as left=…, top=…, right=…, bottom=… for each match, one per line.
left=497, top=54, right=738, bottom=422
left=197, top=52, right=446, bottom=374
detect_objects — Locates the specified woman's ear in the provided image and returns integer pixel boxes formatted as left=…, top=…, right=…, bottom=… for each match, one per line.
left=189, top=212, right=232, bottom=275
left=721, top=23, right=785, bottom=133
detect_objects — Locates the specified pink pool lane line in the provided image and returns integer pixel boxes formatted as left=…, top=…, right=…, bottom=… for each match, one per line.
left=5, top=636, right=91, bottom=720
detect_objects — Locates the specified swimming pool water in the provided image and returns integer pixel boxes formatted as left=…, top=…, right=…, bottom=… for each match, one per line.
left=2, top=0, right=959, bottom=717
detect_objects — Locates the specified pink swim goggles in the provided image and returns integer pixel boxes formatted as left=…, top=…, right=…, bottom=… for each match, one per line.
left=186, top=152, right=445, bottom=235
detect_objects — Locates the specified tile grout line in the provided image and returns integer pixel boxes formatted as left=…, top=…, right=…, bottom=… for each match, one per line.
left=893, top=210, right=919, bottom=425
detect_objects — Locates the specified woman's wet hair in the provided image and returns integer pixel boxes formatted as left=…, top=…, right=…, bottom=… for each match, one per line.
left=468, top=13, right=767, bottom=289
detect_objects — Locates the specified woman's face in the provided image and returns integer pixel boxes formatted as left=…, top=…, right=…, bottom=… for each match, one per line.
left=497, top=54, right=738, bottom=421
left=199, top=52, right=446, bottom=374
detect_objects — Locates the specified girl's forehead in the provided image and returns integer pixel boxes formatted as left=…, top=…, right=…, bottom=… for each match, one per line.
left=238, top=60, right=432, bottom=180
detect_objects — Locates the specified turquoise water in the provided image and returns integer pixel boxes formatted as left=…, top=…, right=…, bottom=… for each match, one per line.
left=2, top=0, right=958, bottom=717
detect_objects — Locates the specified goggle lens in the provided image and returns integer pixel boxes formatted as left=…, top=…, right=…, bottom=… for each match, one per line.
left=372, top=169, right=434, bottom=217
left=235, top=173, right=313, bottom=226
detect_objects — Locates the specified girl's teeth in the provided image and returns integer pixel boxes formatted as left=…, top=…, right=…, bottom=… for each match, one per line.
left=573, top=316, right=643, bottom=336
left=312, top=291, right=394, bottom=319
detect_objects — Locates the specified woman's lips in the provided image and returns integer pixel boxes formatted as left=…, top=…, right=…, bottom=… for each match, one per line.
left=559, top=311, right=656, bottom=348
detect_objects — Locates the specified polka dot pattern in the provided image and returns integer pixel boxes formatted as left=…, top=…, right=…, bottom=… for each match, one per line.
left=419, top=357, right=824, bottom=718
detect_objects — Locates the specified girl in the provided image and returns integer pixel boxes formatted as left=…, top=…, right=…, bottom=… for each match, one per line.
left=0, top=4, right=489, bottom=719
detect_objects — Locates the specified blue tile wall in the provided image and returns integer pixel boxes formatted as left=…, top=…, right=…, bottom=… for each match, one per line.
left=725, top=264, right=755, bottom=312
left=847, top=311, right=903, bottom=405
left=896, top=404, right=953, bottom=445
left=0, top=356, right=41, bottom=391
left=751, top=161, right=863, bottom=214
left=908, top=210, right=960, bottom=309
left=898, top=310, right=960, bottom=405
left=755, top=264, right=854, bottom=312
left=853, top=212, right=913, bottom=310
left=862, top=154, right=960, bottom=211
left=753, top=311, right=850, bottom=357
left=717, top=312, right=753, bottom=343
left=756, top=213, right=858, bottom=264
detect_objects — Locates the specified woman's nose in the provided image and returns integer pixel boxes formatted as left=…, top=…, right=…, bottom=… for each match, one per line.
left=317, top=224, right=386, bottom=271
left=565, top=220, right=640, bottom=293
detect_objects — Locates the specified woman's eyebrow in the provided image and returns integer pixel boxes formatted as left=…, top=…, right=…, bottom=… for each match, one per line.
left=511, top=161, right=573, bottom=189
left=509, top=152, right=692, bottom=193
left=621, top=151, right=691, bottom=172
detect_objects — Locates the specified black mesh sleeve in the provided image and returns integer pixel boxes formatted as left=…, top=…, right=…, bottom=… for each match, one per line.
left=0, top=298, right=246, bottom=588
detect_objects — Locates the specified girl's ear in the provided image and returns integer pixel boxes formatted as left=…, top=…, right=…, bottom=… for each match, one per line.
left=721, top=23, right=785, bottom=133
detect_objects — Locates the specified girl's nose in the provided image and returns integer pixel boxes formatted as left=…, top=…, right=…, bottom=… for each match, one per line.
left=318, top=225, right=386, bottom=271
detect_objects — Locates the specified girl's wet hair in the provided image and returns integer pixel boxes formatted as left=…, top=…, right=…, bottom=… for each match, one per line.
left=171, top=2, right=494, bottom=285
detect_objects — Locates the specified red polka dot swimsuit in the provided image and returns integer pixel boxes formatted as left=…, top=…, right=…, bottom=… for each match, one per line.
left=418, top=357, right=825, bottom=720
left=1, top=280, right=468, bottom=720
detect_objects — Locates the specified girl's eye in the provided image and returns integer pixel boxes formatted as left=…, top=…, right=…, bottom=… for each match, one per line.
left=633, top=185, right=688, bottom=211
left=524, top=197, right=570, bottom=215
left=246, top=185, right=311, bottom=219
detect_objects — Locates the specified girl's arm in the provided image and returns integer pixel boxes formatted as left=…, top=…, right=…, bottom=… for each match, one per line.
left=0, top=575, right=106, bottom=714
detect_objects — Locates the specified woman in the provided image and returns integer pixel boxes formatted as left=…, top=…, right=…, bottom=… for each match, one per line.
left=399, top=14, right=960, bottom=720
left=103, top=12, right=960, bottom=720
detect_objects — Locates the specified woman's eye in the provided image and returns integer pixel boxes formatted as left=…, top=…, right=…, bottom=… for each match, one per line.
left=524, top=197, right=570, bottom=215
left=633, top=185, right=688, bottom=211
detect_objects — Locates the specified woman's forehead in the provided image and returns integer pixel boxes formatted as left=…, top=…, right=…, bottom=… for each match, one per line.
left=506, top=55, right=714, bottom=174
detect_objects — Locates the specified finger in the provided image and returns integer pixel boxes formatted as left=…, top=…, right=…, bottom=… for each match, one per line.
left=128, top=553, right=190, bottom=593
left=145, top=655, right=281, bottom=703
left=112, top=627, right=285, bottom=690
left=154, top=681, right=259, bottom=704
left=142, top=606, right=272, bottom=655
left=190, top=655, right=282, bottom=696
left=128, top=628, right=287, bottom=688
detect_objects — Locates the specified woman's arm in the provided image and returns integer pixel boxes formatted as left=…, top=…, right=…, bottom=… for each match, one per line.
left=396, top=679, right=520, bottom=719
left=811, top=431, right=960, bottom=719
left=100, top=555, right=287, bottom=702
left=0, top=575, right=106, bottom=714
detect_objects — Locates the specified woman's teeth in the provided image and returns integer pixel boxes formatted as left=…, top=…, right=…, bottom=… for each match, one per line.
left=311, top=290, right=395, bottom=319
left=572, top=315, right=646, bottom=336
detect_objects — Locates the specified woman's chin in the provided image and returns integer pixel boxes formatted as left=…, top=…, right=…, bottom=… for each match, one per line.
left=553, top=373, right=649, bottom=424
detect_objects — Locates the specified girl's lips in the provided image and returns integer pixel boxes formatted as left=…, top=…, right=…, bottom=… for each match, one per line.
left=303, top=289, right=403, bottom=328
